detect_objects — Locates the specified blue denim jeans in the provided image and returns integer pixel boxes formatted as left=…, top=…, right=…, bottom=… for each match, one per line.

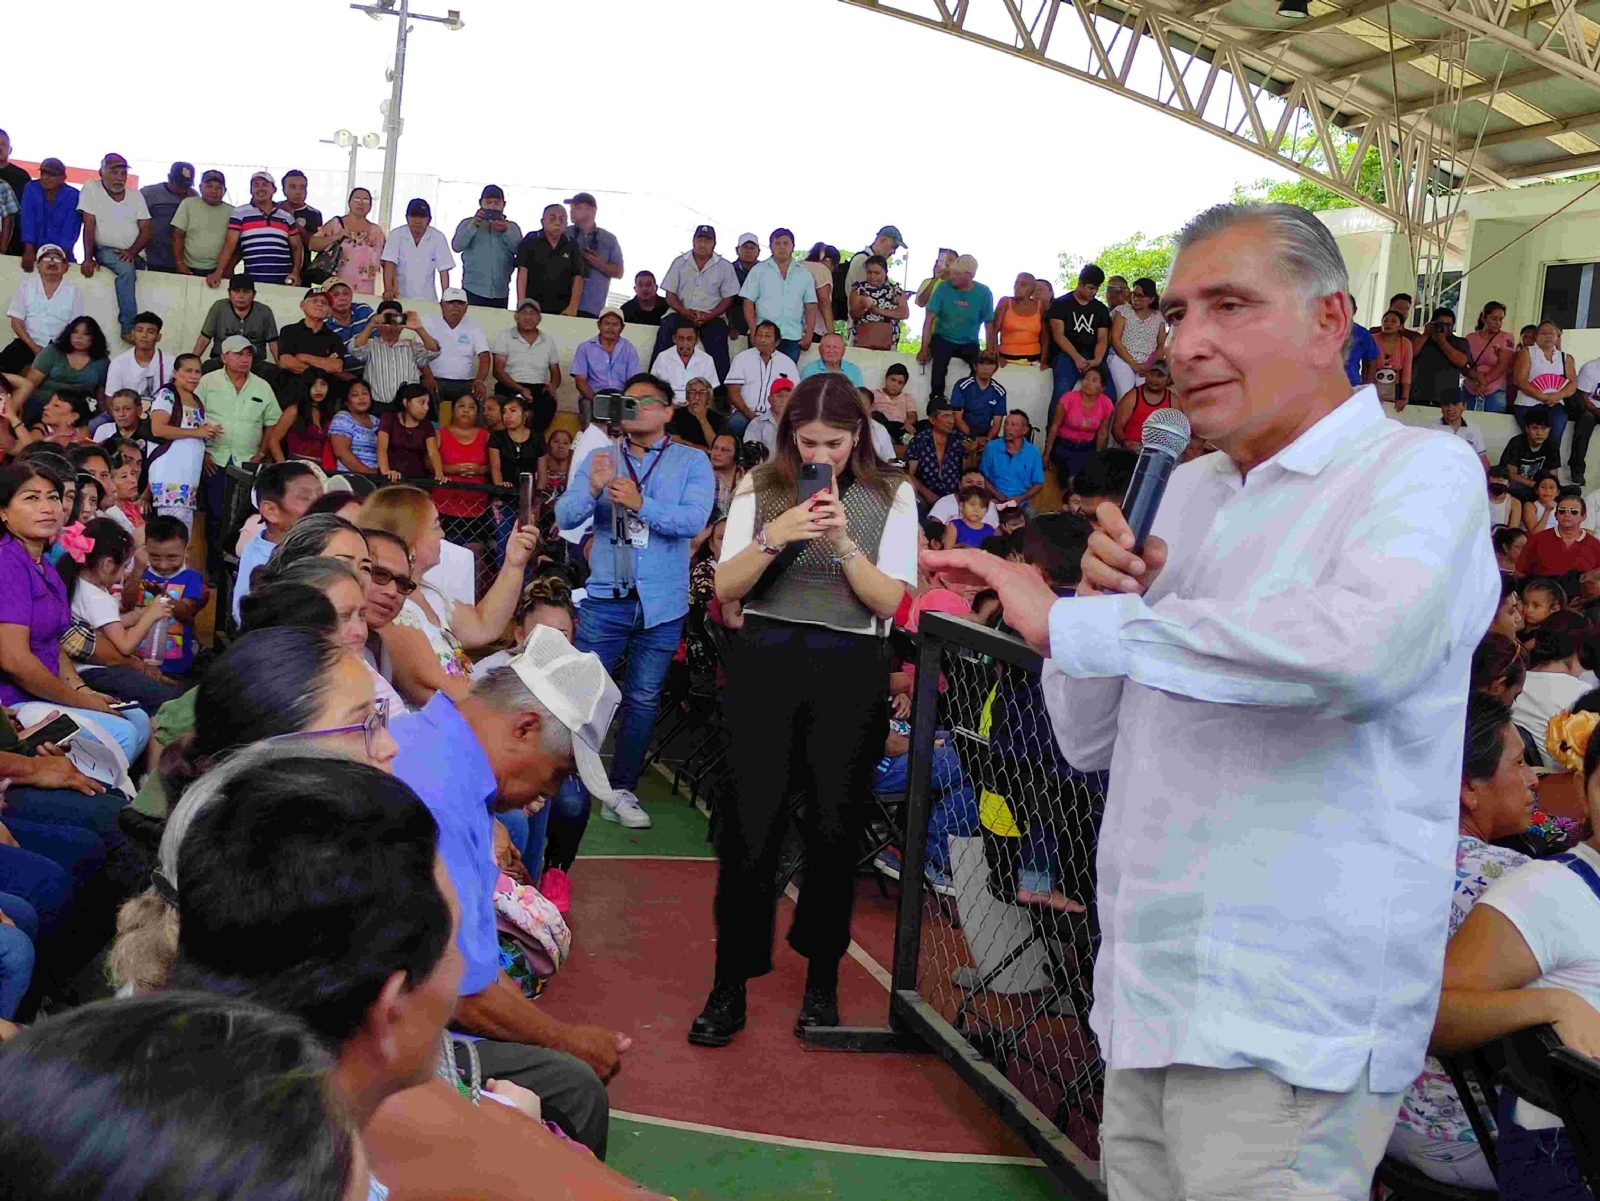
left=56, top=703, right=150, bottom=764
left=0, top=916, right=34, bottom=1020
left=541, top=778, right=592, bottom=873
left=777, top=338, right=802, bottom=363
left=1463, top=386, right=1508, bottom=414
left=573, top=597, right=684, bottom=793
left=1052, top=352, right=1083, bottom=403
left=1494, top=1089, right=1590, bottom=1199
left=0, top=843, right=72, bottom=939
left=874, top=743, right=978, bottom=872
left=497, top=800, right=551, bottom=880
left=2, top=787, right=129, bottom=838
left=95, top=245, right=144, bottom=336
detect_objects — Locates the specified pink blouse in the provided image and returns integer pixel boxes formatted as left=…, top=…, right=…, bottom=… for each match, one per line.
left=1056, top=390, right=1113, bottom=444
left=1465, top=330, right=1515, bottom=394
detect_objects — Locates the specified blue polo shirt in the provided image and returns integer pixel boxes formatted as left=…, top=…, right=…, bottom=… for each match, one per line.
left=392, top=693, right=502, bottom=996
left=799, top=358, right=864, bottom=386
left=1345, top=323, right=1379, bottom=387
left=950, top=376, right=1008, bottom=436
left=925, top=282, right=995, bottom=346
left=980, top=437, right=1045, bottom=500
left=738, top=257, right=817, bottom=341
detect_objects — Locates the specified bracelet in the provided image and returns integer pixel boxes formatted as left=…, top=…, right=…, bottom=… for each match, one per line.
left=834, top=542, right=862, bottom=567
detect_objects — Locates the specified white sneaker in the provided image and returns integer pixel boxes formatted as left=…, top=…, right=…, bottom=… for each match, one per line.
left=601, top=789, right=651, bottom=829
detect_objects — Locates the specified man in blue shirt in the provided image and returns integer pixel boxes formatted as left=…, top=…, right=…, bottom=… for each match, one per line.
left=1345, top=298, right=1379, bottom=387
left=19, top=158, right=81, bottom=270
left=798, top=332, right=864, bottom=386
left=738, top=228, right=818, bottom=362
left=323, top=279, right=375, bottom=376
left=391, top=630, right=625, bottom=1158
left=916, top=253, right=996, bottom=400
left=980, top=412, right=1045, bottom=514
left=950, top=350, right=1008, bottom=447
left=556, top=372, right=716, bottom=830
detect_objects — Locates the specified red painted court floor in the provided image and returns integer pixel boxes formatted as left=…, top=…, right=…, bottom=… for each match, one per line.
left=535, top=858, right=1034, bottom=1156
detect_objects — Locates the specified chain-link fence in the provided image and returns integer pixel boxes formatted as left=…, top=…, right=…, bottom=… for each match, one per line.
left=863, top=611, right=1107, bottom=1196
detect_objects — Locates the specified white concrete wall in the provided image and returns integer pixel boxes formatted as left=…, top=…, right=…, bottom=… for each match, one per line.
left=0, top=259, right=1060, bottom=435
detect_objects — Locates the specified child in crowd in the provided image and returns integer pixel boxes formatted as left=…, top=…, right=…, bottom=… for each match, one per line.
left=231, top=462, right=324, bottom=624
left=942, top=485, right=998, bottom=549
left=1520, top=577, right=1565, bottom=632
left=138, top=515, right=209, bottom=679
left=109, top=452, right=145, bottom=533
left=998, top=506, right=1028, bottom=537
left=871, top=363, right=916, bottom=442
left=60, top=518, right=179, bottom=712
left=92, top=390, right=153, bottom=457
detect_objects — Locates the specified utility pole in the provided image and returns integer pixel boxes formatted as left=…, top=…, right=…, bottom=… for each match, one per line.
left=348, top=0, right=463, bottom=228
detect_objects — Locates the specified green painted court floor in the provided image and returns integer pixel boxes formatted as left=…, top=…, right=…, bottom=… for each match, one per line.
left=578, top=768, right=718, bottom=859
left=607, top=1116, right=1060, bottom=1201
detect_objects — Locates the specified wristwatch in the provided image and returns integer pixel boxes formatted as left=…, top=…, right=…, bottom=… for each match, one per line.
left=756, top=527, right=781, bottom=556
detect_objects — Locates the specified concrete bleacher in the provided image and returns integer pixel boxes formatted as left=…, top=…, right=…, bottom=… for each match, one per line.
left=5, top=258, right=1593, bottom=483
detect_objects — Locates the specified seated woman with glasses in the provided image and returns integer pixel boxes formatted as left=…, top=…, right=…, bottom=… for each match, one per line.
left=160, top=623, right=397, bottom=802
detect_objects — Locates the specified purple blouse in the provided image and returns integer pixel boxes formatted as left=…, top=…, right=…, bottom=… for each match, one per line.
left=0, top=535, right=71, bottom=705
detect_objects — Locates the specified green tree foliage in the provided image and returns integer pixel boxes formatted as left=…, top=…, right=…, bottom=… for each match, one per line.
left=1230, top=136, right=1387, bottom=211
left=1057, top=231, right=1176, bottom=290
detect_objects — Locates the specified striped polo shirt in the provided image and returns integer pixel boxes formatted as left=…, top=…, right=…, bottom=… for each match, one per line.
left=228, top=203, right=298, bottom=283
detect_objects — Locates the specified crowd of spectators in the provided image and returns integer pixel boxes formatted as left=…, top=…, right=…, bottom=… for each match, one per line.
left=6, top=136, right=1600, bottom=1195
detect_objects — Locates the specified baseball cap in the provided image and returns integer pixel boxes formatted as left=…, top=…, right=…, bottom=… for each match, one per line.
left=250, top=170, right=275, bottom=187
left=201, top=169, right=226, bottom=185
left=36, top=243, right=67, bottom=261
left=228, top=273, right=256, bottom=292
left=598, top=307, right=625, bottom=324
left=877, top=224, right=906, bottom=248
left=170, top=161, right=195, bottom=184
left=508, top=626, right=621, bottom=803
left=926, top=397, right=951, bottom=415
left=441, top=287, right=469, bottom=304
left=480, top=184, right=505, bottom=201
left=564, top=191, right=598, bottom=208
left=406, top=198, right=431, bottom=218
left=375, top=299, right=404, bottom=316
left=101, top=153, right=129, bottom=169
left=1145, top=357, right=1169, bottom=375
left=769, top=377, right=795, bottom=397
left=736, top=231, right=759, bottom=248
left=219, top=335, right=254, bottom=355
left=516, top=298, right=542, bottom=313
left=302, top=284, right=329, bottom=300
left=39, top=158, right=66, bottom=176
left=693, top=224, right=716, bottom=242
left=952, top=254, right=978, bottom=272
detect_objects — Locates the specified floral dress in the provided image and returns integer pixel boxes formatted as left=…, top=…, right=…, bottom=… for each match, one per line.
left=389, top=584, right=474, bottom=683
left=850, top=280, right=904, bottom=345
left=1393, top=835, right=1529, bottom=1152
left=147, top=387, right=207, bottom=518
left=320, top=216, right=386, bottom=294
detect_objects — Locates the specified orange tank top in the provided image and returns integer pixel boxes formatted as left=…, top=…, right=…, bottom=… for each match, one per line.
left=997, top=300, right=1042, bottom=357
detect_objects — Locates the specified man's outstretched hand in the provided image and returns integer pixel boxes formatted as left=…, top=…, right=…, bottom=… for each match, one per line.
left=918, top=549, right=1057, bottom=653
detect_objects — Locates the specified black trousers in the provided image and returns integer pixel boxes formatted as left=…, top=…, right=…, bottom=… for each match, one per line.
left=713, top=615, right=889, bottom=983
left=0, top=336, right=35, bottom=376
left=464, top=290, right=508, bottom=309
left=1568, top=393, right=1598, bottom=482
left=930, top=333, right=980, bottom=400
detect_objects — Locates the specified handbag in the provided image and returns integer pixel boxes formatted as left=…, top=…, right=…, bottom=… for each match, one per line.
left=304, top=233, right=345, bottom=286
left=854, top=320, right=897, bottom=351
left=493, top=872, right=570, bottom=999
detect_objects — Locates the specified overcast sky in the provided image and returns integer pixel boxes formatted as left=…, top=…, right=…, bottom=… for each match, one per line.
left=9, top=0, right=1294, bottom=292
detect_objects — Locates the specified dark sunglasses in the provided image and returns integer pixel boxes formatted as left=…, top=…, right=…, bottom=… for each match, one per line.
left=369, top=564, right=417, bottom=595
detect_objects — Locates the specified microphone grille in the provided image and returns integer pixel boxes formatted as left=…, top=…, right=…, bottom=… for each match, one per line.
left=1141, top=406, right=1192, bottom=460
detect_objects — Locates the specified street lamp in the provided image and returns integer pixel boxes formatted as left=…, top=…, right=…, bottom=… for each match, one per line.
left=348, top=0, right=465, bottom=227
left=320, top=129, right=384, bottom=200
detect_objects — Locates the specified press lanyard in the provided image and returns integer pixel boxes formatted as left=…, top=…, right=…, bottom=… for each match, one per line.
left=622, top=439, right=667, bottom=493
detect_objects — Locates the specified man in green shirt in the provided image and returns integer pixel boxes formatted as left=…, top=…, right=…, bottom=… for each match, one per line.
left=171, top=170, right=233, bottom=275
left=195, top=334, right=283, bottom=575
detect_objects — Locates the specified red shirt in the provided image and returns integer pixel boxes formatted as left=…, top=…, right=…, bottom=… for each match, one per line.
left=1516, top=527, right=1600, bottom=578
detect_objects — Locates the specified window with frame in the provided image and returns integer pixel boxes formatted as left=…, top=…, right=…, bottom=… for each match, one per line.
left=1541, top=261, right=1600, bottom=330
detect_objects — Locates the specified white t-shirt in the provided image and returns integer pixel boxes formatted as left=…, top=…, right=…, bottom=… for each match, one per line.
left=724, top=348, right=799, bottom=417
left=1578, top=357, right=1600, bottom=397
left=720, top=479, right=920, bottom=634
left=558, top=423, right=617, bottom=546
left=869, top=420, right=895, bottom=462
left=1511, top=670, right=1590, bottom=749
left=1480, top=841, right=1600, bottom=1128
left=70, top=579, right=123, bottom=632
left=650, top=347, right=720, bottom=401
left=77, top=181, right=151, bottom=251
left=420, top=312, right=489, bottom=380
left=5, top=275, right=84, bottom=346
left=930, top=491, right=1000, bottom=528
left=381, top=225, right=455, bottom=301
left=105, top=347, right=168, bottom=403
left=1442, top=419, right=1485, bottom=457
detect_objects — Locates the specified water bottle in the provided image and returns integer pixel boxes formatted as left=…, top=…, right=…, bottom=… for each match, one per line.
left=139, top=615, right=170, bottom=666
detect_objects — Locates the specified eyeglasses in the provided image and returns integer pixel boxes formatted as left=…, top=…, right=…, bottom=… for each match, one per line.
left=1558, top=508, right=1584, bottom=516
left=267, top=700, right=389, bottom=759
left=368, top=565, right=418, bottom=595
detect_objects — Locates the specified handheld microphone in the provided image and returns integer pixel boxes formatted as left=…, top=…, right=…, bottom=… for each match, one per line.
left=1120, top=407, right=1192, bottom=555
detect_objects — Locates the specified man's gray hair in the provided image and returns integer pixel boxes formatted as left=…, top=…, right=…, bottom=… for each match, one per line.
left=1176, top=203, right=1349, bottom=305
left=471, top=667, right=574, bottom=756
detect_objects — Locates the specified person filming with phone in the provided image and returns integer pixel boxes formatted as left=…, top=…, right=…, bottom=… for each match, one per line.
left=687, top=373, right=919, bottom=1049
left=921, top=204, right=1498, bottom=1198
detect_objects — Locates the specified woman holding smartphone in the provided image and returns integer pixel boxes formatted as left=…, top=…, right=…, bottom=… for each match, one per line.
left=689, top=373, right=919, bottom=1048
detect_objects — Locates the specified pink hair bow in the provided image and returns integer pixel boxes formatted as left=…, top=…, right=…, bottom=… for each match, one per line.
left=56, top=523, right=92, bottom=564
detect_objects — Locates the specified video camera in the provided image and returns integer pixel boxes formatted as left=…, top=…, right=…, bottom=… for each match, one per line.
left=591, top=390, right=639, bottom=425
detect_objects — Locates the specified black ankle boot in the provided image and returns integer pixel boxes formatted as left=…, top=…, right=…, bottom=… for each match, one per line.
left=688, top=981, right=747, bottom=1047
left=794, top=985, right=839, bottom=1037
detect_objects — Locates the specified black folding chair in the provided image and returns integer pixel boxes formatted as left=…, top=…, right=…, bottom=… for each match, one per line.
left=1547, top=1045, right=1600, bottom=1196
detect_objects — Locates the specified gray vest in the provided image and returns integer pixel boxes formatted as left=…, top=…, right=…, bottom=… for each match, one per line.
left=744, top=477, right=894, bottom=634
